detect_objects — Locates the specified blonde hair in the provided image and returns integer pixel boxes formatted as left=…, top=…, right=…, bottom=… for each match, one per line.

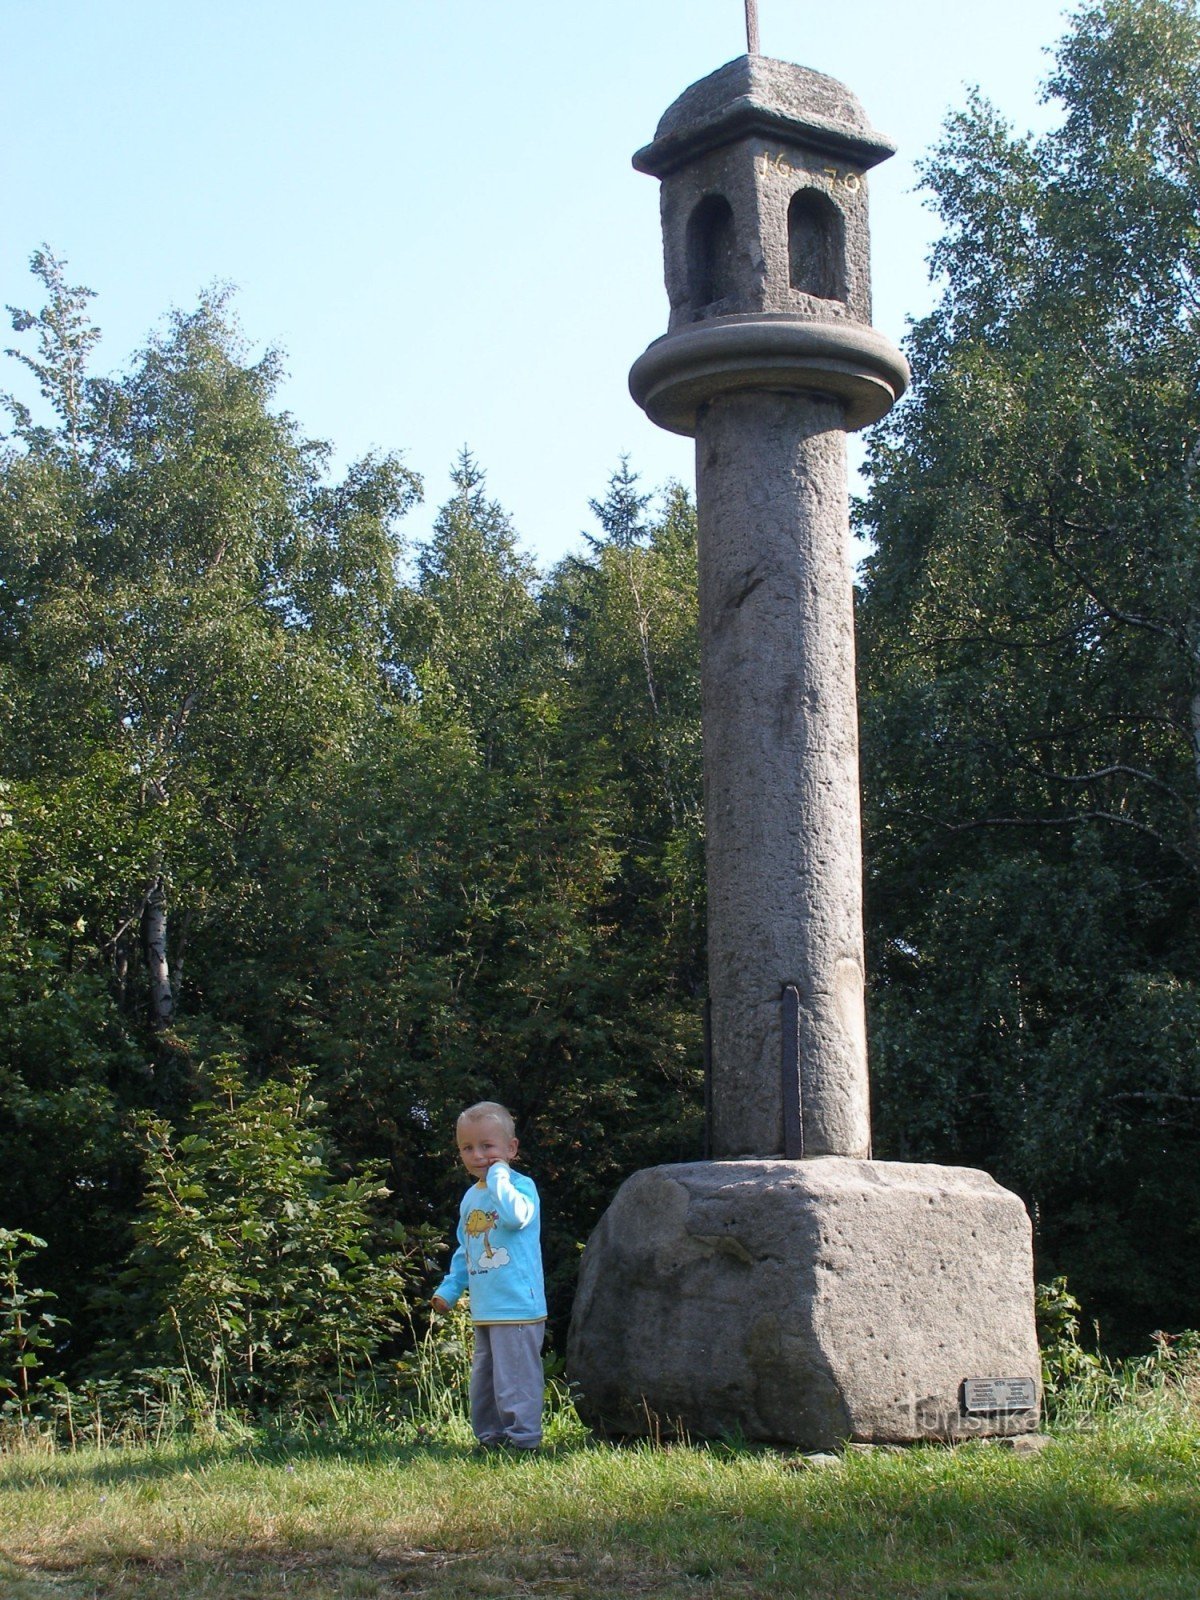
left=457, top=1100, right=516, bottom=1139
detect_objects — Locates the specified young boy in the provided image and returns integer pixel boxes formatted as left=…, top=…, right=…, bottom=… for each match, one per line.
left=431, top=1101, right=546, bottom=1451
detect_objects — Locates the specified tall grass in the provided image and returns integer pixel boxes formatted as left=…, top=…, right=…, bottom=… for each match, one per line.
left=1, top=1303, right=586, bottom=1458
left=1037, top=1276, right=1200, bottom=1433
left=3, top=1300, right=1198, bottom=1460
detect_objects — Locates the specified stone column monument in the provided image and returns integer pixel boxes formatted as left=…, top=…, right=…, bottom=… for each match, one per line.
left=566, top=48, right=1041, bottom=1450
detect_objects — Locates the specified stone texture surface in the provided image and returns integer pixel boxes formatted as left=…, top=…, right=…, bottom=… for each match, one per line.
left=628, top=316, right=908, bottom=435
left=696, top=391, right=868, bottom=1159
left=611, top=58, right=1039, bottom=1459
left=630, top=56, right=906, bottom=1160
left=567, top=1160, right=1041, bottom=1450
left=635, top=56, right=895, bottom=332
left=635, top=55, right=896, bottom=177
left=655, top=130, right=876, bottom=330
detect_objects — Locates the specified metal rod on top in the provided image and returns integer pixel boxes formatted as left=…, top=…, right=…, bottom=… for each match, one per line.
left=744, top=0, right=760, bottom=55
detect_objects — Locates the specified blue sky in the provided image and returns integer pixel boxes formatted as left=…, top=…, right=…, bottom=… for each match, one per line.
left=4, top=0, right=1076, bottom=568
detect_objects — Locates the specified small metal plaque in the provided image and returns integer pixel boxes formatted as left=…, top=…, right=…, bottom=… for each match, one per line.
left=961, top=1377, right=1038, bottom=1414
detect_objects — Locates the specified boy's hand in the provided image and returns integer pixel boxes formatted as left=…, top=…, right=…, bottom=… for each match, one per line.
left=431, top=1295, right=450, bottom=1314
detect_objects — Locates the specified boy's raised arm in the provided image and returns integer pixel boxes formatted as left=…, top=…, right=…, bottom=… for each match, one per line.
left=486, top=1162, right=536, bottom=1229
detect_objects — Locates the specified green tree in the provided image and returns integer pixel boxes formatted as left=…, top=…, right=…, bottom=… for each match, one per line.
left=402, top=449, right=540, bottom=749
left=540, top=473, right=707, bottom=1180
left=2, top=253, right=710, bottom=1367
left=585, top=453, right=651, bottom=551
left=3, top=245, right=100, bottom=459
left=857, top=0, right=1200, bottom=1346
left=221, top=468, right=707, bottom=1324
left=551, top=472, right=705, bottom=975
left=2, top=254, right=420, bottom=1034
left=0, top=252, right=421, bottom=1357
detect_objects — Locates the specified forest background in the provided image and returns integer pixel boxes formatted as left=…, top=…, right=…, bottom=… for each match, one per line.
left=1, top=0, right=1198, bottom=1414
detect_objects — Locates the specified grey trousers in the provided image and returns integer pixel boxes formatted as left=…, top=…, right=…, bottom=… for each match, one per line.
left=470, top=1321, right=545, bottom=1448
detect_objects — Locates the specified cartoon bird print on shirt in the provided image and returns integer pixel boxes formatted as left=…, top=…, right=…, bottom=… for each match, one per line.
left=465, top=1206, right=510, bottom=1273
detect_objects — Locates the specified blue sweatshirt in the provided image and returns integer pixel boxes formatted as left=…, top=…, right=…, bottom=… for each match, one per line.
left=434, top=1162, right=546, bottom=1324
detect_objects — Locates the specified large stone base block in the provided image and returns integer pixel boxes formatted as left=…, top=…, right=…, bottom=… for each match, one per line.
left=567, top=1158, right=1040, bottom=1450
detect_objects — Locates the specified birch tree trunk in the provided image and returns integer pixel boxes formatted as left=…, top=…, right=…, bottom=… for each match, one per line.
left=143, top=874, right=174, bottom=1030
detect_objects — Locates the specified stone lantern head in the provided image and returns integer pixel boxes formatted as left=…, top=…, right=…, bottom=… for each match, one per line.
left=630, top=56, right=907, bottom=437
left=635, top=55, right=895, bottom=332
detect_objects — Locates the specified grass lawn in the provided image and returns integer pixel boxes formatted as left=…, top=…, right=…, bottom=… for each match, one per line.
left=1, top=1410, right=1198, bottom=1599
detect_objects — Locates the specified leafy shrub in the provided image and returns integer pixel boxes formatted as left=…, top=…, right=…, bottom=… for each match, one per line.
left=113, top=1059, right=438, bottom=1413
left=1038, top=1275, right=1200, bottom=1427
left=0, top=1229, right=67, bottom=1439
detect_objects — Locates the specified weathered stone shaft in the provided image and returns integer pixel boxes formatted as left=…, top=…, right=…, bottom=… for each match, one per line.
left=696, top=388, right=869, bottom=1159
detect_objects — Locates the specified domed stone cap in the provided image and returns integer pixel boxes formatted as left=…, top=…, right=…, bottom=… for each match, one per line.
left=634, top=54, right=896, bottom=178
